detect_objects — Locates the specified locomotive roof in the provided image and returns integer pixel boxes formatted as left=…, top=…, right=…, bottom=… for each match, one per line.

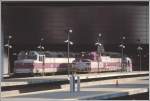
left=102, top=52, right=127, bottom=58
left=18, top=50, right=128, bottom=58
left=36, top=51, right=76, bottom=57
left=38, top=51, right=128, bottom=58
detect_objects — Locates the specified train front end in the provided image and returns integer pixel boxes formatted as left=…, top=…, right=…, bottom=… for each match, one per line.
left=14, top=51, right=38, bottom=74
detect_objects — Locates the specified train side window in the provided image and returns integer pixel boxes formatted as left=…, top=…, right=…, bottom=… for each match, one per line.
left=39, top=55, right=45, bottom=62
left=39, top=56, right=43, bottom=61
left=128, top=61, right=130, bottom=66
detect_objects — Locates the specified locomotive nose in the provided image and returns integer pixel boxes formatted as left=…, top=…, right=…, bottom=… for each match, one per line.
left=72, top=59, right=91, bottom=71
left=15, top=60, right=34, bottom=67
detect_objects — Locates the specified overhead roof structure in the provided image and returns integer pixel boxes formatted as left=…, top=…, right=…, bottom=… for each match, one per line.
left=2, top=1, right=149, bottom=46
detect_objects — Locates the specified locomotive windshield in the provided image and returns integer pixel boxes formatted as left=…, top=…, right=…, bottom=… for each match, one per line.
left=17, top=51, right=37, bottom=60
left=76, top=52, right=95, bottom=60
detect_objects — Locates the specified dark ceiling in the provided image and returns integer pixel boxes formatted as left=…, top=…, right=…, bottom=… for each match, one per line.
left=2, top=1, right=149, bottom=46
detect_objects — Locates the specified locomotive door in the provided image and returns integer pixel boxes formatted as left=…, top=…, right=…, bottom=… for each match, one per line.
left=39, top=55, right=45, bottom=75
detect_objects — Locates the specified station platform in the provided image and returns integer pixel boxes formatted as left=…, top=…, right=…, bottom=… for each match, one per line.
left=1, top=71, right=149, bottom=87
left=2, top=76, right=149, bottom=100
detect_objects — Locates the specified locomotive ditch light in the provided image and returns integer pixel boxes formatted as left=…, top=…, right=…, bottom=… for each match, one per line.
left=81, top=52, right=86, bottom=55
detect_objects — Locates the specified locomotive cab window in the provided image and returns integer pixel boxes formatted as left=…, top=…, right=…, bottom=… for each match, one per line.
left=39, top=55, right=45, bottom=61
left=128, top=61, right=130, bottom=66
left=17, top=51, right=37, bottom=60
left=39, top=56, right=42, bottom=61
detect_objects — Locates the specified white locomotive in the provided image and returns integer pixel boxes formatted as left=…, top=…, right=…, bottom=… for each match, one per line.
left=72, top=52, right=132, bottom=72
left=14, top=51, right=75, bottom=74
left=14, top=51, right=132, bottom=74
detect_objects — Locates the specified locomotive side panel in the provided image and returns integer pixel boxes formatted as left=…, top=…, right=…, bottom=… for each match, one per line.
left=14, top=60, right=34, bottom=73
left=105, top=58, right=122, bottom=71
left=90, top=62, right=104, bottom=72
left=32, top=58, right=75, bottom=73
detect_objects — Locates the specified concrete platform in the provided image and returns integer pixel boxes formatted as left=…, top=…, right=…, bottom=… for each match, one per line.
left=2, top=76, right=149, bottom=100
left=1, top=71, right=149, bottom=87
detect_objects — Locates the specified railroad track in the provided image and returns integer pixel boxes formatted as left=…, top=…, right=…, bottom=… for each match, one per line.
left=2, top=73, right=148, bottom=93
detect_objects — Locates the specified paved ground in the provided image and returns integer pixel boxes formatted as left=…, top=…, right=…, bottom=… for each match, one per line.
left=2, top=76, right=149, bottom=100
left=1, top=71, right=149, bottom=87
